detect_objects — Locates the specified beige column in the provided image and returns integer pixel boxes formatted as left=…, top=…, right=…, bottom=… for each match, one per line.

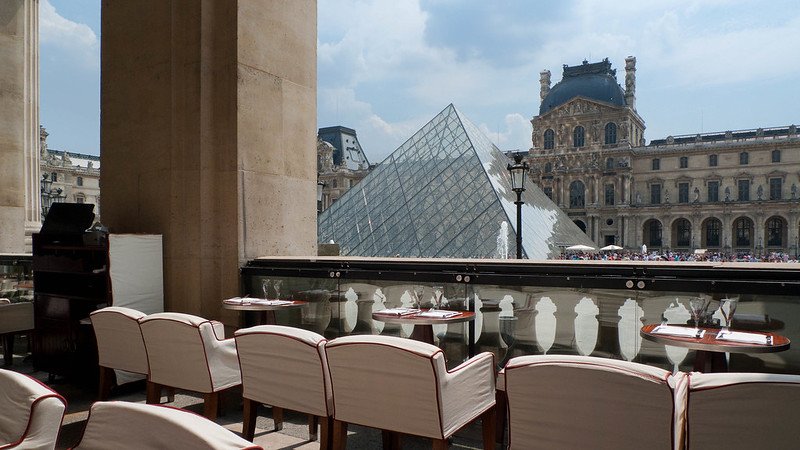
left=101, top=1, right=317, bottom=318
left=0, top=0, right=38, bottom=253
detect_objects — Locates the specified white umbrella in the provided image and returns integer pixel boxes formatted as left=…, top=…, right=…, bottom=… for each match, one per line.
left=566, top=244, right=596, bottom=252
left=600, top=244, right=623, bottom=251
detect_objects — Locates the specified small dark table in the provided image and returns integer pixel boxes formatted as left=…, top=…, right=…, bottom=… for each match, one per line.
left=223, top=299, right=307, bottom=325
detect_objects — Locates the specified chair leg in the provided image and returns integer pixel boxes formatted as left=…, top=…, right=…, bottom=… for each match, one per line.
left=495, top=390, right=507, bottom=445
left=308, top=414, right=319, bottom=441
left=242, top=398, right=259, bottom=441
left=432, top=438, right=449, bottom=450
left=319, top=416, right=332, bottom=450
left=382, top=430, right=401, bottom=449
left=204, top=392, right=219, bottom=420
left=98, top=366, right=115, bottom=400
left=2, top=333, right=13, bottom=366
left=272, top=406, right=284, bottom=431
left=481, top=405, right=497, bottom=450
left=146, top=381, right=161, bottom=404
left=332, top=419, right=348, bottom=450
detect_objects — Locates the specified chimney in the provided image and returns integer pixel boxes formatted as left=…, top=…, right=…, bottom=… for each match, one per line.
left=539, top=70, right=551, bottom=103
left=624, top=56, right=636, bottom=110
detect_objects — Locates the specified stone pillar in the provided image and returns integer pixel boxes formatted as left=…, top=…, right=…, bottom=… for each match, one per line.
left=101, top=1, right=317, bottom=318
left=624, top=56, right=636, bottom=110
left=0, top=0, right=38, bottom=253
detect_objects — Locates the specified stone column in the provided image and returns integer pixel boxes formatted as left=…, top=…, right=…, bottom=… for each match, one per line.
left=101, top=1, right=317, bottom=318
left=0, top=0, right=38, bottom=253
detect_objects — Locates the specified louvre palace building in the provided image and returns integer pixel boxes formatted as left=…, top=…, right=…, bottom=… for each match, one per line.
left=527, top=57, right=799, bottom=256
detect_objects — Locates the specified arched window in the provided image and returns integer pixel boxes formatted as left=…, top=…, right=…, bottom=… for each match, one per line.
left=644, top=219, right=662, bottom=247
left=767, top=217, right=783, bottom=247
left=679, top=156, right=688, bottom=168
left=604, top=122, right=617, bottom=145
left=734, top=217, right=752, bottom=247
left=544, top=162, right=552, bottom=173
left=51, top=172, right=58, bottom=182
left=77, top=176, right=84, bottom=187
left=675, top=218, right=691, bottom=247
left=605, top=157, right=614, bottom=170
left=569, top=180, right=585, bottom=208
left=543, top=129, right=555, bottom=149
left=739, top=152, right=749, bottom=165
left=705, top=219, right=721, bottom=247
left=573, top=126, right=585, bottom=148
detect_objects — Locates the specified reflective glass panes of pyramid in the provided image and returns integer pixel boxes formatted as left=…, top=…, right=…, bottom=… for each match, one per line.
left=241, top=274, right=800, bottom=374
left=318, top=104, right=593, bottom=258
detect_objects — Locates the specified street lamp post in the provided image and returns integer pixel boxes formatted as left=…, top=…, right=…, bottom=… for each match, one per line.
left=507, top=154, right=529, bottom=259
left=316, top=180, right=326, bottom=213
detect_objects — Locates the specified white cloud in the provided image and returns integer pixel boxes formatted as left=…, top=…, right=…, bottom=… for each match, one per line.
left=478, top=113, right=531, bottom=152
left=40, top=0, right=98, bottom=67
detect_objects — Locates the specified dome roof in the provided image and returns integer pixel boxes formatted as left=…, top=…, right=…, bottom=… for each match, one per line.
left=539, top=60, right=626, bottom=115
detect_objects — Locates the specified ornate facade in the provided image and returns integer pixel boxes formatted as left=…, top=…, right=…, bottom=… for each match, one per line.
left=317, top=126, right=371, bottom=212
left=39, top=127, right=101, bottom=221
left=527, top=57, right=800, bottom=256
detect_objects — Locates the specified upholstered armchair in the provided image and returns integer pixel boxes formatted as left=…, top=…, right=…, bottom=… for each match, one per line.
left=686, top=372, right=800, bottom=449
left=139, top=312, right=240, bottom=419
left=71, top=401, right=262, bottom=450
left=90, top=306, right=149, bottom=400
left=0, top=301, right=34, bottom=366
left=502, top=355, right=684, bottom=450
left=325, top=335, right=496, bottom=450
left=0, top=368, right=67, bottom=450
left=234, top=325, right=332, bottom=448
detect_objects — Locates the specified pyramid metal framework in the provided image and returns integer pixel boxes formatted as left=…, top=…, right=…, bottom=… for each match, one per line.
left=318, top=104, right=595, bottom=259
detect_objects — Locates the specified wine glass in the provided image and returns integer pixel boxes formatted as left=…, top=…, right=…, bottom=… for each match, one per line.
left=498, top=316, right=518, bottom=368
left=431, top=285, right=444, bottom=310
left=411, top=286, right=424, bottom=309
left=688, top=297, right=709, bottom=329
left=720, top=297, right=738, bottom=332
left=273, top=279, right=283, bottom=300
left=261, top=279, right=270, bottom=299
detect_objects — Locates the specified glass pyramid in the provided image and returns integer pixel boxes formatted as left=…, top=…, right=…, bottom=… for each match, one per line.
left=318, top=104, right=595, bottom=259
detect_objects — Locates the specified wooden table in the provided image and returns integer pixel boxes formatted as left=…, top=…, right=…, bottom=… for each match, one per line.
left=640, top=324, right=790, bottom=372
left=372, top=310, right=475, bottom=346
left=223, top=299, right=307, bottom=325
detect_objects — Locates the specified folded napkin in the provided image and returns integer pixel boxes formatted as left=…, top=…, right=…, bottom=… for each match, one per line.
left=417, top=310, right=460, bottom=319
left=716, top=330, right=770, bottom=345
left=223, top=297, right=248, bottom=305
left=651, top=325, right=705, bottom=338
left=250, top=299, right=294, bottom=306
left=376, top=308, right=421, bottom=316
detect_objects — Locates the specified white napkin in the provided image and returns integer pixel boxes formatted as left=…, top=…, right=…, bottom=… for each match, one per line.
left=417, top=310, right=460, bottom=319
left=223, top=297, right=247, bottom=305
left=716, top=330, right=770, bottom=345
left=651, top=325, right=705, bottom=338
left=376, top=308, right=420, bottom=316
left=250, top=299, right=294, bottom=306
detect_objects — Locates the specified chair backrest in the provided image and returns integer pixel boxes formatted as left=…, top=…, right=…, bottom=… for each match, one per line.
left=90, top=307, right=148, bottom=374
left=234, top=325, right=331, bottom=417
left=687, top=372, right=800, bottom=449
left=139, top=312, right=222, bottom=392
left=0, top=301, right=34, bottom=334
left=503, top=355, right=680, bottom=450
left=0, top=368, right=66, bottom=450
left=72, top=401, right=262, bottom=450
left=325, top=335, right=447, bottom=439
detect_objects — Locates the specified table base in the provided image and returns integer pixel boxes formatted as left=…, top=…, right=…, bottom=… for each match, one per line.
left=409, top=325, right=435, bottom=345
left=694, top=350, right=728, bottom=372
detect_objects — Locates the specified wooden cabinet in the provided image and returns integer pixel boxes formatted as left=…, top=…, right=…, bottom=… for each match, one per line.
left=32, top=233, right=163, bottom=380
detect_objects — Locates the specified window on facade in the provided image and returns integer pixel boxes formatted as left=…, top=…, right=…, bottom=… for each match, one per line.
left=604, top=184, right=615, bottom=205
left=544, top=162, right=552, bottom=173
left=678, top=182, right=689, bottom=203
left=652, top=158, right=660, bottom=170
left=569, top=180, right=585, bottom=208
left=772, top=149, right=781, bottom=163
left=769, top=178, right=782, bottom=200
left=605, top=157, right=614, bottom=170
left=707, top=181, right=719, bottom=202
left=51, top=172, right=58, bottom=182
left=767, top=217, right=783, bottom=247
left=604, top=122, right=617, bottom=145
left=709, top=154, right=718, bottom=167
left=676, top=219, right=691, bottom=247
left=75, top=196, right=85, bottom=204
left=648, top=220, right=663, bottom=247
left=679, top=156, right=688, bottom=169
left=543, top=129, right=555, bottom=149
left=706, top=219, right=721, bottom=247
left=650, top=184, right=661, bottom=204
left=543, top=187, right=553, bottom=200
left=739, top=152, right=749, bottom=165
left=77, top=176, right=83, bottom=186
left=737, top=179, right=750, bottom=201
left=735, top=218, right=752, bottom=247
left=573, top=126, right=585, bottom=148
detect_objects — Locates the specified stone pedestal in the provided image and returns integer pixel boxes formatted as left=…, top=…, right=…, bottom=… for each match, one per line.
left=101, top=1, right=317, bottom=318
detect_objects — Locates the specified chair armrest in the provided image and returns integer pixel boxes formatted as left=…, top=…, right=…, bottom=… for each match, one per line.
left=211, top=321, right=225, bottom=340
left=207, top=338, right=241, bottom=391
left=439, top=352, right=496, bottom=437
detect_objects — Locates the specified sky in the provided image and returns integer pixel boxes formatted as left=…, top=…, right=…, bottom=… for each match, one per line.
left=41, top=0, right=800, bottom=161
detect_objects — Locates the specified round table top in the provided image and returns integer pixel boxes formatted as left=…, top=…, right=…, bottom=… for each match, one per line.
left=640, top=323, right=790, bottom=354
left=222, top=299, right=307, bottom=311
left=372, top=310, right=475, bottom=326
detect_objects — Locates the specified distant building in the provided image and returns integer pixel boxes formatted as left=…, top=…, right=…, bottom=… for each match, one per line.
left=527, top=57, right=800, bottom=255
left=39, top=127, right=101, bottom=222
left=317, top=126, right=371, bottom=212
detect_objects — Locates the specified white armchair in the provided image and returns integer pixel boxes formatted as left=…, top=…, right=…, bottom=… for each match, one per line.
left=325, top=335, right=496, bottom=450
left=686, top=372, right=800, bottom=449
left=234, top=325, right=332, bottom=447
left=72, top=401, right=262, bottom=450
left=502, top=355, right=684, bottom=450
left=90, top=306, right=149, bottom=400
left=0, top=368, right=66, bottom=450
left=139, top=312, right=240, bottom=419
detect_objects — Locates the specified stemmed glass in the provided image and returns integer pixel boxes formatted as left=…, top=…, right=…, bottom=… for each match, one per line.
left=719, top=297, right=738, bottom=333
left=431, top=285, right=444, bottom=310
left=273, top=279, right=283, bottom=300
left=261, top=279, right=271, bottom=299
left=498, top=316, right=518, bottom=368
left=688, top=297, right=710, bottom=329
left=411, top=286, right=424, bottom=309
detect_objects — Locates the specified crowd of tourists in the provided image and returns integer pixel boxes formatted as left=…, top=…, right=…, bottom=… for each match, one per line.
left=558, top=250, right=799, bottom=263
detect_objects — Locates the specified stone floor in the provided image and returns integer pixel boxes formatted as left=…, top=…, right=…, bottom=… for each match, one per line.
left=3, top=341, right=491, bottom=449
